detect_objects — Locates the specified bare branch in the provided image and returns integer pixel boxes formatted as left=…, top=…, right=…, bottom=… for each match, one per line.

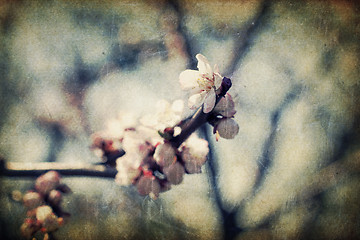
left=0, top=159, right=117, bottom=178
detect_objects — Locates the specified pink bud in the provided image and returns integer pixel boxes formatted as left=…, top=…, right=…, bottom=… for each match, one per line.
left=163, top=162, right=185, bottom=185
left=42, top=213, right=60, bottom=232
left=48, top=190, right=62, bottom=206
left=35, top=171, right=61, bottom=195
left=216, top=118, right=239, bottom=139
left=23, top=192, right=43, bottom=209
left=181, top=147, right=207, bottom=166
left=136, top=175, right=161, bottom=199
left=213, top=93, right=236, bottom=117
left=153, top=143, right=176, bottom=167
left=21, top=219, right=40, bottom=239
left=184, top=161, right=202, bottom=174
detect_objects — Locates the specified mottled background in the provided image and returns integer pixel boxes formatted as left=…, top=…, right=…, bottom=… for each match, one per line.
left=0, top=0, right=360, bottom=239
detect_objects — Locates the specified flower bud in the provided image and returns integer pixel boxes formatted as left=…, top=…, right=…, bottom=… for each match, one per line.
left=23, top=192, right=43, bottom=209
left=35, top=171, right=61, bottom=195
left=153, top=143, right=176, bottom=167
left=218, top=77, right=232, bottom=97
left=42, top=213, right=60, bottom=232
left=48, top=190, right=62, bottom=206
left=21, top=218, right=40, bottom=239
left=181, top=148, right=205, bottom=174
left=136, top=175, right=161, bottom=199
left=36, top=205, right=53, bottom=223
left=184, top=161, right=202, bottom=174
left=213, top=93, right=236, bottom=117
left=180, top=134, right=208, bottom=172
left=216, top=118, right=239, bottom=139
left=163, top=162, right=185, bottom=185
left=160, top=181, right=172, bottom=193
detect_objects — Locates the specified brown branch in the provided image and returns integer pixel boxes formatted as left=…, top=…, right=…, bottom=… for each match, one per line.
left=0, top=159, right=117, bottom=178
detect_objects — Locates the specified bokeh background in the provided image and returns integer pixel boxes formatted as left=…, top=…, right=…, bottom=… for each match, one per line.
left=1, top=0, right=360, bottom=239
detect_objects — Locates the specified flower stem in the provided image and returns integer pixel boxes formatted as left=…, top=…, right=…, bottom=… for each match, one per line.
left=169, top=106, right=208, bottom=148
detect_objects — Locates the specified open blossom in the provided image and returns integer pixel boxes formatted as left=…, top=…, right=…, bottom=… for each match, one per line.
left=179, top=54, right=223, bottom=113
left=103, top=111, right=137, bottom=139
left=140, top=99, right=184, bottom=132
left=115, top=153, right=142, bottom=186
left=115, top=129, right=153, bottom=186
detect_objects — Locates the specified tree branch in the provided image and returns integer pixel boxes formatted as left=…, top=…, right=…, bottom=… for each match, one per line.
left=0, top=159, right=117, bottom=178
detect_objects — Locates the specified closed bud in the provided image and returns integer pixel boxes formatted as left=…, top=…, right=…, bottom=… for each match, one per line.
left=216, top=118, right=239, bottom=139
left=42, top=213, right=60, bottom=232
left=35, top=171, right=61, bottom=195
left=213, top=93, right=236, bottom=117
left=23, top=192, right=43, bottom=209
left=184, top=161, right=202, bottom=174
left=48, top=190, right=62, bottom=206
left=163, top=162, right=185, bottom=185
left=153, top=143, right=176, bottom=167
left=21, top=218, right=40, bottom=239
left=136, top=175, right=161, bottom=199
left=180, top=134, right=208, bottom=173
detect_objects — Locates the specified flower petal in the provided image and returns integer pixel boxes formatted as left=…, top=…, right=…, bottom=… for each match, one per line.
left=188, top=92, right=206, bottom=109
left=171, top=99, right=184, bottom=114
left=196, top=54, right=212, bottom=75
left=179, top=70, right=200, bottom=90
left=203, top=88, right=216, bottom=113
left=214, top=72, right=223, bottom=89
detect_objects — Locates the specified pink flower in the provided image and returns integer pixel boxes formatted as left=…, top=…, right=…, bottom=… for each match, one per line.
left=179, top=54, right=222, bottom=113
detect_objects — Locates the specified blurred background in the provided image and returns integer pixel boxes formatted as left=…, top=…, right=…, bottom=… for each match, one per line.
left=0, top=0, right=360, bottom=239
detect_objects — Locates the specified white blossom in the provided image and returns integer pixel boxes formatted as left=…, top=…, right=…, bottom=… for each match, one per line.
left=115, top=153, right=142, bottom=186
left=179, top=54, right=222, bottom=113
left=104, top=111, right=137, bottom=139
left=140, top=99, right=184, bottom=131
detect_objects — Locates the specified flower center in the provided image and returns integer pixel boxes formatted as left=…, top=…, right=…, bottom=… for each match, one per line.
left=197, top=74, right=214, bottom=91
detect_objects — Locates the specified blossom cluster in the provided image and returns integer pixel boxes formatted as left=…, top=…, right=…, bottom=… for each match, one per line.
left=92, top=101, right=209, bottom=199
left=19, top=171, right=70, bottom=239
left=179, top=54, right=239, bottom=140
left=91, top=54, right=239, bottom=199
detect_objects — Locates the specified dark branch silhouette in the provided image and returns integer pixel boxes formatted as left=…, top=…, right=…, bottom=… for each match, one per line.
left=0, top=159, right=117, bottom=178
